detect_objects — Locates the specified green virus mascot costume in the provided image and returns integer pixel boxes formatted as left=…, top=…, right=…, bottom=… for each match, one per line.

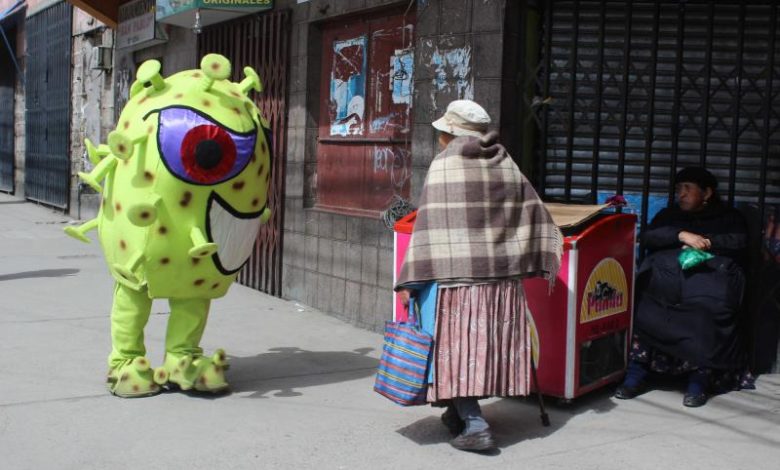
left=65, top=54, right=272, bottom=397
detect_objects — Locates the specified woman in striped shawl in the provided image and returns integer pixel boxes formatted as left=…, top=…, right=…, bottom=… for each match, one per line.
left=396, top=100, right=562, bottom=452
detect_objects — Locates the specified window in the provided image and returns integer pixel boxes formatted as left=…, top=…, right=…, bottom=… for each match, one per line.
left=316, top=10, right=415, bottom=216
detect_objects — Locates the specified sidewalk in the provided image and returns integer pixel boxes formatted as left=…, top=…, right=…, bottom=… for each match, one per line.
left=1, top=192, right=779, bottom=470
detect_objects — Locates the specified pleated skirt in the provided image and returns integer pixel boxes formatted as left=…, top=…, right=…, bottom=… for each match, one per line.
left=427, top=278, right=530, bottom=402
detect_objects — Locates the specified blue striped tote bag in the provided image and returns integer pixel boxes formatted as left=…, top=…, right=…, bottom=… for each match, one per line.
left=374, top=302, right=433, bottom=406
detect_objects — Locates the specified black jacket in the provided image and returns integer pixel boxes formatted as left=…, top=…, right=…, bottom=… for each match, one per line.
left=634, top=203, right=747, bottom=369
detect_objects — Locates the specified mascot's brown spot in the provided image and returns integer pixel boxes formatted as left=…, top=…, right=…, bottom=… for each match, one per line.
left=250, top=154, right=256, bottom=163
left=199, top=251, right=209, bottom=257
left=139, top=96, right=148, bottom=105
left=140, top=211, right=150, bottom=220
left=123, top=121, right=130, bottom=130
left=119, top=240, right=127, bottom=250
left=192, top=72, right=202, bottom=78
left=266, top=172, right=271, bottom=182
left=180, top=191, right=192, bottom=207
left=144, top=171, right=154, bottom=181
left=232, top=107, right=241, bottom=115
left=174, top=93, right=183, bottom=99
left=120, top=373, right=129, bottom=382
left=179, top=359, right=187, bottom=367
left=115, top=202, right=122, bottom=212
left=211, top=62, right=221, bottom=71
left=257, top=164, right=264, bottom=176
left=158, top=226, right=168, bottom=235
left=260, top=142, right=267, bottom=154
left=158, top=371, right=166, bottom=379
left=118, top=144, right=127, bottom=154
left=232, top=181, right=245, bottom=190
left=132, top=385, right=140, bottom=392
left=194, top=279, right=205, bottom=286
left=199, top=377, right=207, bottom=385
left=214, top=364, right=221, bottom=372
left=147, top=125, right=154, bottom=134
left=202, top=99, right=211, bottom=107
left=211, top=282, right=220, bottom=290
left=191, top=258, right=201, bottom=265
left=173, top=369, right=180, bottom=376
left=230, top=91, right=241, bottom=98
left=160, top=257, right=170, bottom=265
left=251, top=198, right=259, bottom=207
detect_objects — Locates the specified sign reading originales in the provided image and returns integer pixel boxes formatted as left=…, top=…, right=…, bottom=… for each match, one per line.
left=156, top=0, right=273, bottom=18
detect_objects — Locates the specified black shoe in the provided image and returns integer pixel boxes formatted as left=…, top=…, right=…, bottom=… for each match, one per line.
left=614, top=383, right=647, bottom=400
left=441, top=406, right=465, bottom=436
left=450, top=430, right=497, bottom=452
left=683, top=393, right=707, bottom=408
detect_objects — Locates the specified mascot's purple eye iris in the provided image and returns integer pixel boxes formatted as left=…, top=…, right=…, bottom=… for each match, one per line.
left=157, top=107, right=257, bottom=185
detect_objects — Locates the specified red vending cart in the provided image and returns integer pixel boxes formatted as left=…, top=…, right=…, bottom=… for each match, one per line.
left=392, top=208, right=637, bottom=400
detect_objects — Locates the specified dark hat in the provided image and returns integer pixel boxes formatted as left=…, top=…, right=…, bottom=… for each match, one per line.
left=674, top=167, right=718, bottom=190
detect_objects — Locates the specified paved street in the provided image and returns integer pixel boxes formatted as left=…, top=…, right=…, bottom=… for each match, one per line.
left=1, top=192, right=779, bottom=470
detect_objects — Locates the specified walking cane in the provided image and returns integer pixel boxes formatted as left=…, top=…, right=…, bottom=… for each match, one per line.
left=530, top=355, right=550, bottom=427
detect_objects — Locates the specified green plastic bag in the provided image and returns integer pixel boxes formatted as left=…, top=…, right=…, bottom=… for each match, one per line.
left=678, top=248, right=714, bottom=270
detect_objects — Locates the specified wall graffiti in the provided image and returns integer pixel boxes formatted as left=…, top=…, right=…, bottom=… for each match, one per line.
left=330, top=36, right=367, bottom=136
left=430, top=45, right=473, bottom=101
left=373, top=145, right=411, bottom=195
left=391, top=50, right=413, bottom=104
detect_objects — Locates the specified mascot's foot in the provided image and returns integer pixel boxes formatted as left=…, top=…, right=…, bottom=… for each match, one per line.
left=163, top=349, right=230, bottom=394
left=106, top=356, right=168, bottom=398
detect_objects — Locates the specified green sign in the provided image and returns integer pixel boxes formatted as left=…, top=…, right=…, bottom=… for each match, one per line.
left=156, top=0, right=273, bottom=20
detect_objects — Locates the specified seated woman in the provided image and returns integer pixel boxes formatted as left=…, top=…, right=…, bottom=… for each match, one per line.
left=615, top=167, right=754, bottom=407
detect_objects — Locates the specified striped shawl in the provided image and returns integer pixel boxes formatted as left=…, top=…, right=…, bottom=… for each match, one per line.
left=396, top=132, right=562, bottom=289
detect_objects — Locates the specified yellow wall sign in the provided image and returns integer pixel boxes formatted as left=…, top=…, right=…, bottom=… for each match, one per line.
left=580, top=258, right=628, bottom=323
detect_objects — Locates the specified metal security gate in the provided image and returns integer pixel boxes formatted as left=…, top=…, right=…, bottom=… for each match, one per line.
left=536, top=0, right=780, bottom=232
left=199, top=10, right=290, bottom=297
left=533, top=0, right=780, bottom=370
left=24, top=2, right=72, bottom=208
left=0, top=23, right=14, bottom=193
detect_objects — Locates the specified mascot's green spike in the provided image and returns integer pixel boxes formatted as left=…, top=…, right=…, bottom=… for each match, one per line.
left=78, top=155, right=118, bottom=193
left=63, top=54, right=274, bottom=398
left=85, top=138, right=110, bottom=165
left=107, top=129, right=148, bottom=161
left=64, top=218, right=99, bottom=244
left=136, top=59, right=166, bottom=91
left=239, top=66, right=262, bottom=94
left=200, top=54, right=231, bottom=92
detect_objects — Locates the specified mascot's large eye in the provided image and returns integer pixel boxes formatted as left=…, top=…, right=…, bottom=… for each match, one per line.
left=157, top=107, right=257, bottom=185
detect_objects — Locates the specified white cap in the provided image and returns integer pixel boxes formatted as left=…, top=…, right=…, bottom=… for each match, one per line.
left=431, top=99, right=491, bottom=137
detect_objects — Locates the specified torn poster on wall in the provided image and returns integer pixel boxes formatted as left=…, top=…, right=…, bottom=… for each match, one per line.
left=330, top=36, right=367, bottom=136
left=431, top=45, right=473, bottom=100
left=391, top=50, right=413, bottom=105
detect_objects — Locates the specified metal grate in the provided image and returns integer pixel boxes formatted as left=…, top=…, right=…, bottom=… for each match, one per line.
left=198, top=10, right=290, bottom=297
left=537, top=0, right=780, bottom=231
left=0, top=26, right=14, bottom=193
left=24, top=1, right=72, bottom=208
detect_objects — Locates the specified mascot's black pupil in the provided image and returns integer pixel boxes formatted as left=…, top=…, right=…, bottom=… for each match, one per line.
left=195, top=139, right=222, bottom=170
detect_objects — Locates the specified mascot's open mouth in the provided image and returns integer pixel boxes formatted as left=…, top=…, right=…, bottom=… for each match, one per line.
left=206, top=193, right=265, bottom=274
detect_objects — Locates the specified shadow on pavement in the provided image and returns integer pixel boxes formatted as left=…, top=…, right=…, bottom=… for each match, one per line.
left=227, top=346, right=379, bottom=398
left=396, top=385, right=618, bottom=452
left=0, top=268, right=80, bottom=281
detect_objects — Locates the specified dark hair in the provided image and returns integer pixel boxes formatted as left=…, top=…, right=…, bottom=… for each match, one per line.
left=674, top=167, right=721, bottom=203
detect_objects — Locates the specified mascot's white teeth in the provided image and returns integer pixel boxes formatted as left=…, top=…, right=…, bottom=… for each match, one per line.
left=207, top=195, right=262, bottom=273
